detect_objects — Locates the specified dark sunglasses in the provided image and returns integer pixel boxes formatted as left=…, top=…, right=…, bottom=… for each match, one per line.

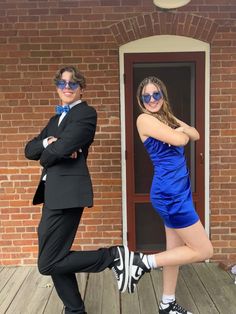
left=55, top=80, right=80, bottom=90
left=141, top=91, right=163, bottom=103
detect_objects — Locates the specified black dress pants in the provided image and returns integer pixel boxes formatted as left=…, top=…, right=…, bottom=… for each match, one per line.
left=37, top=205, right=114, bottom=314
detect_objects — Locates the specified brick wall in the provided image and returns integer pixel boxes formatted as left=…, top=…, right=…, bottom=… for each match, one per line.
left=0, top=0, right=235, bottom=265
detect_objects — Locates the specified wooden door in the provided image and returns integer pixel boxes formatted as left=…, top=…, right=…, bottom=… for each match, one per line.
left=124, top=52, right=205, bottom=252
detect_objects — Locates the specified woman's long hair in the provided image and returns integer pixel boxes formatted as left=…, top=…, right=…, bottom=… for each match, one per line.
left=136, top=76, right=180, bottom=129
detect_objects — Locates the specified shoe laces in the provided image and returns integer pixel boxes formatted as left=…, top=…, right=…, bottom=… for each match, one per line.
left=135, top=253, right=150, bottom=272
left=172, top=301, right=187, bottom=313
left=111, top=266, right=119, bottom=280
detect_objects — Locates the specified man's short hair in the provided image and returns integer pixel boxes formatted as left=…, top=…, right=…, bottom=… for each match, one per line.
left=53, top=65, right=86, bottom=89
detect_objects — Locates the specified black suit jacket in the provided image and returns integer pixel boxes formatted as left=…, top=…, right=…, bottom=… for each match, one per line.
left=25, top=101, right=97, bottom=209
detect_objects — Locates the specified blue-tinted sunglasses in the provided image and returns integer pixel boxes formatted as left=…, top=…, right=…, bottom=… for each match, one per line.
left=141, top=91, right=163, bottom=103
left=55, top=80, right=80, bottom=90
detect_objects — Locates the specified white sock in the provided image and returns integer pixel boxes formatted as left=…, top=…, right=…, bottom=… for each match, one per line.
left=162, top=294, right=175, bottom=304
left=146, top=254, right=157, bottom=269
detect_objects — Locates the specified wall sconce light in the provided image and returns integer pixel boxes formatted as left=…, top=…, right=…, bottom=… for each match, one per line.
left=153, top=0, right=191, bottom=10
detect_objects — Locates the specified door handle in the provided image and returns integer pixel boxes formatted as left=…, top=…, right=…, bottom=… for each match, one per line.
left=200, top=152, right=204, bottom=163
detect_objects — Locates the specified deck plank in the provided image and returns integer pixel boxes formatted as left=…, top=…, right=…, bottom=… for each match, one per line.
left=84, top=272, right=103, bottom=314
left=137, top=272, right=158, bottom=314
left=121, top=290, right=141, bottom=314
left=0, top=263, right=235, bottom=314
left=5, top=267, right=53, bottom=314
left=150, top=267, right=163, bottom=301
left=0, top=267, right=17, bottom=293
left=43, top=273, right=88, bottom=314
left=101, top=269, right=120, bottom=314
left=43, top=286, right=64, bottom=314
left=181, top=264, right=219, bottom=313
left=0, top=267, right=32, bottom=313
left=76, top=273, right=89, bottom=300
left=176, top=268, right=200, bottom=313
left=193, top=263, right=236, bottom=314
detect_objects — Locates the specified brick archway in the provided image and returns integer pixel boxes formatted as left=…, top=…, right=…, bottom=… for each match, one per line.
left=110, top=12, right=218, bottom=45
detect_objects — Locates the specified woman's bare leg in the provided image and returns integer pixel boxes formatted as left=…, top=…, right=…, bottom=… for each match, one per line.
left=154, top=220, right=213, bottom=267
left=127, top=221, right=213, bottom=296
left=162, top=227, right=184, bottom=295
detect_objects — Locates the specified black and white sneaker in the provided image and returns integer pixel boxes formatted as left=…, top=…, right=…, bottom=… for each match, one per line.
left=159, top=300, right=193, bottom=314
left=109, top=246, right=130, bottom=293
left=128, top=252, right=151, bottom=293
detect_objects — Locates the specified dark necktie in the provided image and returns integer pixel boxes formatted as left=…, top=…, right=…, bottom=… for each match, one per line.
left=55, top=105, right=70, bottom=115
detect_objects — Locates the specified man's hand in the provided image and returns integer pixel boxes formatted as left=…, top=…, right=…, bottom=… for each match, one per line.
left=70, top=151, right=78, bottom=159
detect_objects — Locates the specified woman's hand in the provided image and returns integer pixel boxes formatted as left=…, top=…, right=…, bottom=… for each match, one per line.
left=175, top=126, right=185, bottom=133
left=47, top=136, right=58, bottom=145
left=48, top=137, right=78, bottom=159
left=175, top=119, right=200, bottom=141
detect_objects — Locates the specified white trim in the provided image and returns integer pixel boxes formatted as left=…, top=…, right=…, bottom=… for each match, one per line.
left=119, top=35, right=210, bottom=245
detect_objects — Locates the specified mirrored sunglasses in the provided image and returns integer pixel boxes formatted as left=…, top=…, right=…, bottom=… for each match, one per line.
left=55, top=80, right=80, bottom=90
left=141, top=91, right=163, bottom=103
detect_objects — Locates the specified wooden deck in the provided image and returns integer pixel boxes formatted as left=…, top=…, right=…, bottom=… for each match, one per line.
left=0, top=263, right=236, bottom=314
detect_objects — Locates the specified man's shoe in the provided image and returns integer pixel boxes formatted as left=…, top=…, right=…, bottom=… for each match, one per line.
left=159, top=300, right=193, bottom=314
left=128, top=252, right=151, bottom=293
left=109, top=245, right=130, bottom=293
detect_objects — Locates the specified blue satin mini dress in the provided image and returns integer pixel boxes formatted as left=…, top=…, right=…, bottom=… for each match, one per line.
left=143, top=137, right=199, bottom=229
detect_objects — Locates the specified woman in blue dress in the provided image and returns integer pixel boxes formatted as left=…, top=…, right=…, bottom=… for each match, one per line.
left=127, top=76, right=213, bottom=314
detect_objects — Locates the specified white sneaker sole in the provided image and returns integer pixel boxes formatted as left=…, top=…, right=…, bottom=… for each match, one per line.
left=119, top=245, right=130, bottom=293
left=128, top=251, right=135, bottom=293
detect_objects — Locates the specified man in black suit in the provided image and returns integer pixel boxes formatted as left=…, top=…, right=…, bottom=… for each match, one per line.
left=25, top=66, right=130, bottom=314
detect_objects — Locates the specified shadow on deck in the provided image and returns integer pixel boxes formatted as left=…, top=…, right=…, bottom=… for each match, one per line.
left=0, top=263, right=236, bottom=314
